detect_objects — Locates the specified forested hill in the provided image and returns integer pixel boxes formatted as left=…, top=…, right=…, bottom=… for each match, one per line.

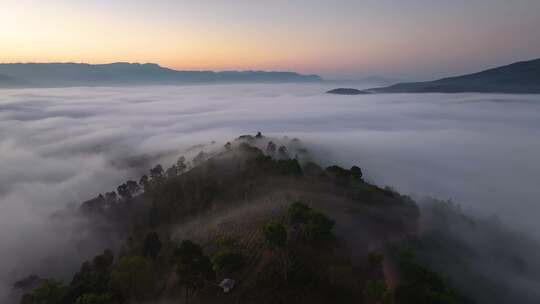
left=367, top=57, right=540, bottom=93
left=14, top=134, right=540, bottom=304
left=0, top=63, right=322, bottom=88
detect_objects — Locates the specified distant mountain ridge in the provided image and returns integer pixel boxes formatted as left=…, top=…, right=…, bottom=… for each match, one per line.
left=368, top=58, right=540, bottom=93
left=0, top=62, right=322, bottom=88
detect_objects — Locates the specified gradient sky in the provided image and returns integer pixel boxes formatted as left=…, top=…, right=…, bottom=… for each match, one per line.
left=1, top=0, right=539, bottom=79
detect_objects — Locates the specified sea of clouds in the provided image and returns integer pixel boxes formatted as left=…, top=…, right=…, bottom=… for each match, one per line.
left=1, top=83, right=540, bottom=300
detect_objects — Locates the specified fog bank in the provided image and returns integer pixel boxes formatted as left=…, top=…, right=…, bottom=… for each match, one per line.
left=1, top=83, right=540, bottom=301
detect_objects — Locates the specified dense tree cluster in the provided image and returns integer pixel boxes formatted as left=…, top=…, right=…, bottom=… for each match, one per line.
left=394, top=250, right=464, bottom=304
left=326, top=165, right=364, bottom=184
left=288, top=201, right=335, bottom=241
left=174, top=240, right=216, bottom=303
left=21, top=250, right=115, bottom=304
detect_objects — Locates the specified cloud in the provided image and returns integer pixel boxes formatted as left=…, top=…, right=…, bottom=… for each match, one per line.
left=0, top=83, right=540, bottom=301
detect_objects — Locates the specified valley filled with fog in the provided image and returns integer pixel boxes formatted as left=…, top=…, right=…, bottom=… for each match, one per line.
left=1, top=83, right=540, bottom=300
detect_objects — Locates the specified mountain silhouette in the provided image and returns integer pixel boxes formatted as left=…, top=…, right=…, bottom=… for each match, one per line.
left=367, top=58, right=540, bottom=93
left=0, top=62, right=322, bottom=88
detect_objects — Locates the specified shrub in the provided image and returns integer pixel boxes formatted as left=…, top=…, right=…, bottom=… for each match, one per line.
left=212, top=250, right=244, bottom=273
left=305, top=210, right=335, bottom=241
left=365, top=279, right=387, bottom=302
left=31, top=280, right=68, bottom=304
left=110, top=256, right=153, bottom=300
left=75, top=293, right=113, bottom=304
left=288, top=201, right=311, bottom=224
left=394, top=250, right=460, bottom=304
left=263, top=221, right=287, bottom=248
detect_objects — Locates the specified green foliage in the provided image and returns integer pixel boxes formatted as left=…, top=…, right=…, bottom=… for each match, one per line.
left=276, top=159, right=302, bottom=176
left=174, top=240, right=216, bottom=293
left=31, top=279, right=68, bottom=304
left=350, top=166, right=363, bottom=179
left=287, top=202, right=335, bottom=241
left=143, top=232, right=162, bottom=260
left=288, top=201, right=311, bottom=224
left=110, top=256, right=153, bottom=300
left=74, top=293, right=113, bottom=304
left=54, top=249, right=114, bottom=304
left=326, top=165, right=363, bottom=183
left=263, top=221, right=287, bottom=248
left=365, top=279, right=388, bottom=301
left=394, top=250, right=460, bottom=304
left=305, top=210, right=335, bottom=241
left=368, top=251, right=384, bottom=267
left=211, top=250, right=245, bottom=274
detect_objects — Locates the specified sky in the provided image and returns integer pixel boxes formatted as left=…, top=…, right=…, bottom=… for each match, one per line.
left=1, top=0, right=540, bottom=79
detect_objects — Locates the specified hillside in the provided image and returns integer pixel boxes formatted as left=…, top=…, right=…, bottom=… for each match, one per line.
left=0, top=63, right=322, bottom=88
left=366, top=58, right=540, bottom=93
left=16, top=134, right=539, bottom=304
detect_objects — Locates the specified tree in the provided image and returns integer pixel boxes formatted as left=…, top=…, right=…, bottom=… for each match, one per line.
left=365, top=279, right=388, bottom=303
left=150, top=164, right=164, bottom=180
left=68, top=250, right=114, bottom=303
left=224, top=142, right=232, bottom=151
left=394, top=250, right=461, bottom=304
left=75, top=293, right=113, bottom=304
left=263, top=221, right=287, bottom=248
left=110, top=256, right=153, bottom=301
left=266, top=141, right=276, bottom=155
left=174, top=240, right=215, bottom=303
left=126, top=180, right=140, bottom=196
left=288, top=201, right=311, bottom=224
left=139, top=175, right=149, bottom=192
left=350, top=166, right=363, bottom=179
left=30, top=279, right=68, bottom=304
left=177, top=156, right=187, bottom=174
left=255, top=131, right=263, bottom=138
left=117, top=183, right=130, bottom=200
left=143, top=232, right=162, bottom=260
left=305, top=210, right=335, bottom=241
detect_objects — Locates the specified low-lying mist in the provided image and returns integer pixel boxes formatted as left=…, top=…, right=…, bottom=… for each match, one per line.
left=1, top=83, right=540, bottom=301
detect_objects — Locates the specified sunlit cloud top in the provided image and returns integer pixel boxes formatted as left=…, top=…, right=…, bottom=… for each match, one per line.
left=1, top=0, right=540, bottom=79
